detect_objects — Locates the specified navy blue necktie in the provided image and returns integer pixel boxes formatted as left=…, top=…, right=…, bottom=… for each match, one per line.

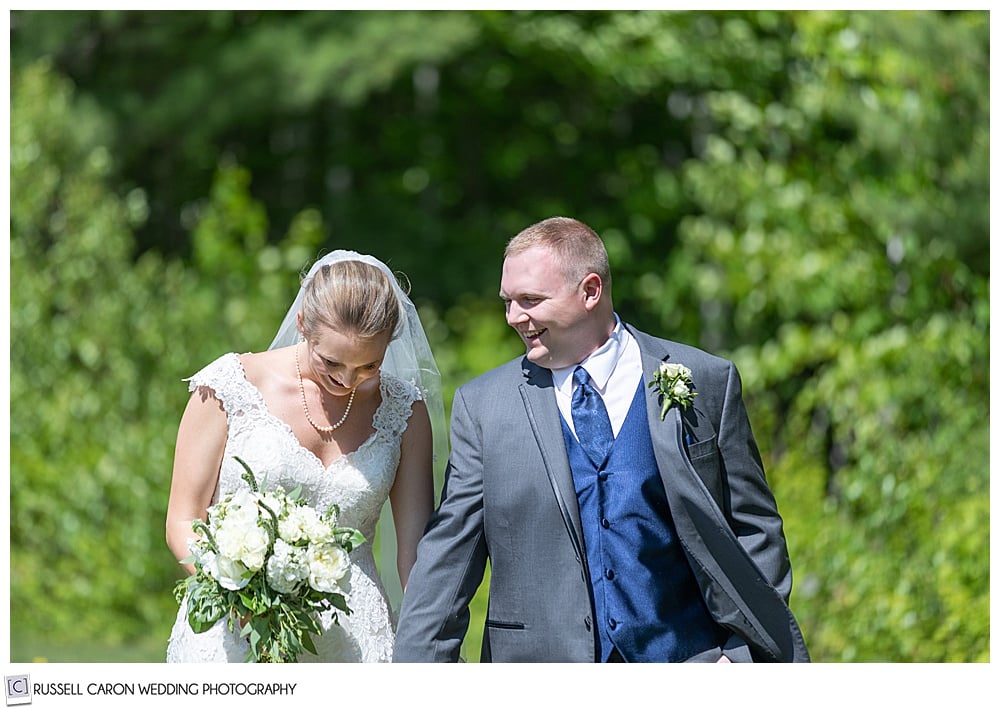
left=571, top=366, right=614, bottom=467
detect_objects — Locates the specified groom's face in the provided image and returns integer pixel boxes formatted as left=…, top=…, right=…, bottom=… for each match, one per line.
left=500, top=246, right=592, bottom=370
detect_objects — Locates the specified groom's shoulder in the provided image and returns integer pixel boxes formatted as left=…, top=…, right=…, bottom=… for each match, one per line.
left=627, top=324, right=734, bottom=372
left=457, top=356, right=528, bottom=395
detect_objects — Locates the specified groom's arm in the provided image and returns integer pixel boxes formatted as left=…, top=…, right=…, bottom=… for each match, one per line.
left=715, top=359, right=793, bottom=602
left=393, top=386, right=489, bottom=662
left=714, top=358, right=811, bottom=661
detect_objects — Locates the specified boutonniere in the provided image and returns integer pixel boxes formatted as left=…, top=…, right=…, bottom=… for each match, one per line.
left=649, top=362, right=697, bottom=420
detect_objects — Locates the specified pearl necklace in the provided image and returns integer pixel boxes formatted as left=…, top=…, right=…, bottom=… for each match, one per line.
left=295, top=344, right=356, bottom=433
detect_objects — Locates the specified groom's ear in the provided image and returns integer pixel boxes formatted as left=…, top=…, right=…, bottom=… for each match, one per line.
left=580, top=273, right=603, bottom=311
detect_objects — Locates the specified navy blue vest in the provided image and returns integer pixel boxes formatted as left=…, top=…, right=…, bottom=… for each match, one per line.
left=562, top=381, right=724, bottom=662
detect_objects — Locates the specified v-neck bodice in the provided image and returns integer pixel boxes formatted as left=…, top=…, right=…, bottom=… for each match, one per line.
left=191, top=352, right=418, bottom=539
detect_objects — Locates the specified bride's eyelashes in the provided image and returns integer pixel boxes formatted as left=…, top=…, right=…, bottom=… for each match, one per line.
left=318, top=356, right=380, bottom=371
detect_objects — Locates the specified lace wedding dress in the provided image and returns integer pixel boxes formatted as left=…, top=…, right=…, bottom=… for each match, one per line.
left=166, top=353, right=419, bottom=663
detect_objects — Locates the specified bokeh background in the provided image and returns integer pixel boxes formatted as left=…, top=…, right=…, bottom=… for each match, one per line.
left=9, top=10, right=988, bottom=663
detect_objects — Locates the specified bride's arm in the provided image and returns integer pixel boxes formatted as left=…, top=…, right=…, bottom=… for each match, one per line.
left=389, top=399, right=435, bottom=591
left=165, top=386, right=228, bottom=576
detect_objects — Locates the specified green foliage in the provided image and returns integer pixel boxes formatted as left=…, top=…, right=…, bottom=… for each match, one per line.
left=671, top=10, right=989, bottom=661
left=10, top=10, right=988, bottom=663
left=9, top=61, right=323, bottom=650
left=12, top=60, right=180, bottom=644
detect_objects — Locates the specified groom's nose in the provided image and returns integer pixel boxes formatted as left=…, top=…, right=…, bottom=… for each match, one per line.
left=506, top=302, right=527, bottom=326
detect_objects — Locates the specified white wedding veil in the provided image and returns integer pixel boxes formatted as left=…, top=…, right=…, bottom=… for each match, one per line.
left=268, top=250, right=446, bottom=608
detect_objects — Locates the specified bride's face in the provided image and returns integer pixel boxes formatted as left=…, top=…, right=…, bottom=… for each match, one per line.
left=303, top=327, right=392, bottom=396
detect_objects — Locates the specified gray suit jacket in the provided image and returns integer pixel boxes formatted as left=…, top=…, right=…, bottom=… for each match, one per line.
left=393, top=325, right=809, bottom=662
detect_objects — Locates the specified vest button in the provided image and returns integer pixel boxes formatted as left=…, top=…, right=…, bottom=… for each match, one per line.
left=608, top=618, right=618, bottom=630
left=605, top=569, right=615, bottom=580
left=601, top=517, right=610, bottom=529
left=598, top=473, right=608, bottom=482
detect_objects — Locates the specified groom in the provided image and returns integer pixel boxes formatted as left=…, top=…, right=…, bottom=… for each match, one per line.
left=394, top=217, right=809, bottom=662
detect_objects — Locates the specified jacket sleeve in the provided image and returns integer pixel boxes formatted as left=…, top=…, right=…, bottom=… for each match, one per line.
left=716, top=360, right=793, bottom=603
left=392, top=386, right=488, bottom=662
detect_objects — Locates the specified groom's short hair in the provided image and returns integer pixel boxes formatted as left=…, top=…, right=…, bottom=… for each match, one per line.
left=505, top=216, right=612, bottom=289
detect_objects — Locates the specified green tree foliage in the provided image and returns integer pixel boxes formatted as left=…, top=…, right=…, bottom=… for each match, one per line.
left=10, top=62, right=324, bottom=651
left=10, top=11, right=988, bottom=662
left=669, top=11, right=989, bottom=661
left=12, top=60, right=188, bottom=644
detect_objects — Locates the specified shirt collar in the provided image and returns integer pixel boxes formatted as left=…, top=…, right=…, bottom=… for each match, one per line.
left=552, top=314, right=627, bottom=395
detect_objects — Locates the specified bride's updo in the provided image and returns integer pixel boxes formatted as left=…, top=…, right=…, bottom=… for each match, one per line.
left=300, top=260, right=403, bottom=341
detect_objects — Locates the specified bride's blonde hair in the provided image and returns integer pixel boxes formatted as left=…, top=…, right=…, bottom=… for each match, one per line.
left=300, top=260, right=402, bottom=340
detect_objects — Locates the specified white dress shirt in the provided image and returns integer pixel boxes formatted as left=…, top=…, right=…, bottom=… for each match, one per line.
left=551, top=315, right=644, bottom=439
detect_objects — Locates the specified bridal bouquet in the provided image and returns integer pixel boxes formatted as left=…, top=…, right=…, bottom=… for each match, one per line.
left=174, top=457, right=365, bottom=662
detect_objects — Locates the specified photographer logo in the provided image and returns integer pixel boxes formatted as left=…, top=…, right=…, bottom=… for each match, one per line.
left=5, top=676, right=31, bottom=706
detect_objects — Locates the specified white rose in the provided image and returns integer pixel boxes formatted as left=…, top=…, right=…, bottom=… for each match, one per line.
left=672, top=380, right=690, bottom=398
left=265, top=539, right=308, bottom=594
left=306, top=543, right=351, bottom=594
left=215, top=513, right=270, bottom=571
left=214, top=554, right=252, bottom=591
left=660, top=362, right=680, bottom=379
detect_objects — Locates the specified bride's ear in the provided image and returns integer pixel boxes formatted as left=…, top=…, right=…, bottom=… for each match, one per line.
left=296, top=311, right=305, bottom=339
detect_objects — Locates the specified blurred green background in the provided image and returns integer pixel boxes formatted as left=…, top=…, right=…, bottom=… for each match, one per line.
left=9, top=10, right=988, bottom=663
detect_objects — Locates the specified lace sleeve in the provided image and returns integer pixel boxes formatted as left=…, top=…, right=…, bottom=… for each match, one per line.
left=373, top=373, right=421, bottom=439
left=183, top=353, right=257, bottom=420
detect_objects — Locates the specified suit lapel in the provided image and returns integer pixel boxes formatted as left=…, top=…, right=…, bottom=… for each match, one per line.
left=632, top=328, right=721, bottom=520
left=634, top=335, right=690, bottom=487
left=518, top=360, right=586, bottom=564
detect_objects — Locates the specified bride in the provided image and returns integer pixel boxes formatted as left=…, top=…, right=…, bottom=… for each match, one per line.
left=165, top=251, right=443, bottom=662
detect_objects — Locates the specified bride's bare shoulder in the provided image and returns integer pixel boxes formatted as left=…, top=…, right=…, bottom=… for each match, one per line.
left=237, top=347, right=293, bottom=389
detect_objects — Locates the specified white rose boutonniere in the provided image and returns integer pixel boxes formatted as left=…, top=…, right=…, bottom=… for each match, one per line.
left=649, top=362, right=696, bottom=420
